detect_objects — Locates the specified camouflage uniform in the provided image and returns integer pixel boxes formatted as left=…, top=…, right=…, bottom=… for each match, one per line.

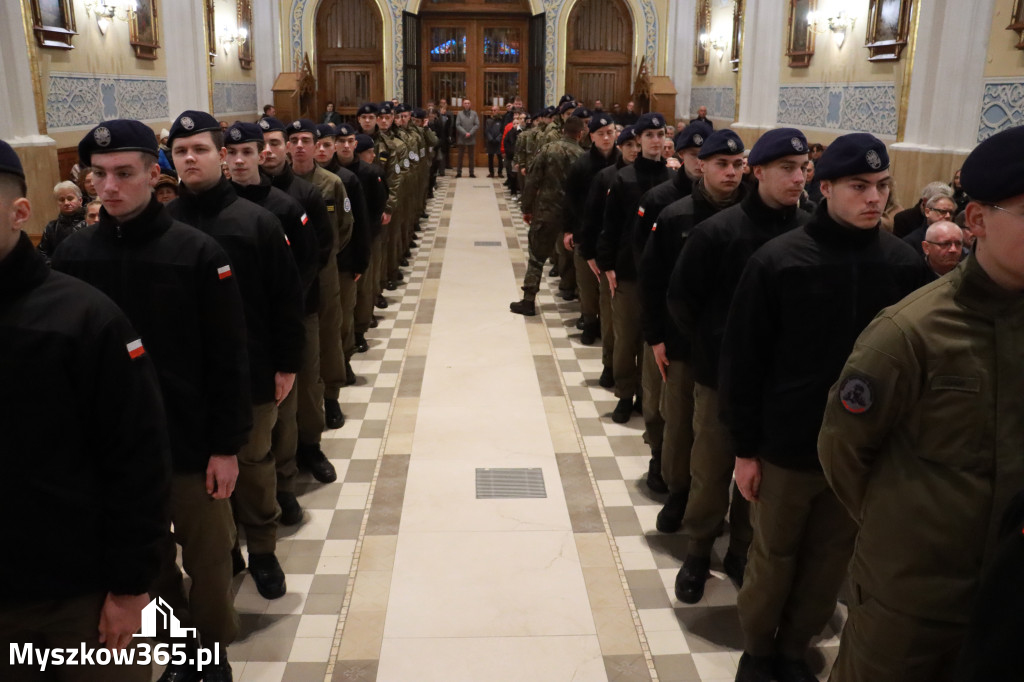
left=520, top=137, right=584, bottom=300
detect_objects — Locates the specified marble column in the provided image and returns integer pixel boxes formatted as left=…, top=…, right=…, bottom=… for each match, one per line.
left=164, top=0, right=213, bottom=117
left=666, top=0, right=696, bottom=121
left=252, top=0, right=283, bottom=112
left=733, top=0, right=784, bottom=143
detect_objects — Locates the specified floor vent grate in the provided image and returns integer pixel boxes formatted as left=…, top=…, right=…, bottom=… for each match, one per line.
left=475, top=468, right=547, bottom=499
left=474, top=240, right=502, bottom=247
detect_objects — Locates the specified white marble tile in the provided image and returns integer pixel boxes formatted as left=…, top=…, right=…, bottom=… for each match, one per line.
left=377, top=636, right=606, bottom=682
left=351, top=438, right=383, bottom=459
left=320, top=539, right=356, bottom=557
left=638, top=608, right=682, bottom=633
left=385, top=531, right=595, bottom=638
left=364, top=402, right=391, bottom=420
left=571, top=401, right=599, bottom=418
left=287, top=636, right=333, bottom=662
left=295, top=614, right=340, bottom=638
left=237, top=662, right=283, bottom=682
left=647, top=628, right=691, bottom=656
left=692, top=652, right=740, bottom=678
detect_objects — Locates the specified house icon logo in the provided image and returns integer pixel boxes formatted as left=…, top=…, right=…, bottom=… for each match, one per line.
left=133, top=597, right=198, bottom=639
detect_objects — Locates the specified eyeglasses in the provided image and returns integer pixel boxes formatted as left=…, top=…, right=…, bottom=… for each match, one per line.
left=926, top=207, right=955, bottom=216
left=925, top=240, right=963, bottom=249
left=989, top=204, right=1024, bottom=221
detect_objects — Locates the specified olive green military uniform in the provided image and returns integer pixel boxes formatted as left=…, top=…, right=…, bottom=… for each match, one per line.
left=514, top=125, right=544, bottom=183
left=383, top=128, right=411, bottom=284
left=296, top=165, right=353, bottom=398
left=520, top=138, right=584, bottom=299
left=373, top=129, right=405, bottom=290
left=819, top=256, right=1024, bottom=682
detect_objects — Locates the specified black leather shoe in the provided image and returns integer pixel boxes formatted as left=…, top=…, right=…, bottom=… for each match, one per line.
left=248, top=552, right=286, bottom=600
left=598, top=366, right=614, bottom=389
left=773, top=657, right=816, bottom=682
left=455, top=172, right=462, bottom=178
left=400, top=257, right=409, bottom=267
left=409, top=241, right=418, bottom=249
left=386, top=280, right=398, bottom=291
left=469, top=172, right=476, bottom=178
left=394, top=270, right=404, bottom=282
left=231, top=546, right=245, bottom=576
left=375, top=295, right=389, bottom=309
left=157, top=660, right=203, bottom=682
left=355, top=332, right=369, bottom=353
left=580, top=321, right=600, bottom=345
left=509, top=299, right=536, bottom=316
left=633, top=395, right=643, bottom=414
left=277, top=490, right=303, bottom=526
left=324, top=399, right=344, bottom=429
left=297, top=443, right=337, bottom=483
left=735, top=653, right=774, bottom=682
left=575, top=316, right=585, bottom=330
left=548, top=266, right=559, bottom=277
left=674, top=555, right=710, bottom=604
left=646, top=454, right=668, bottom=494
left=345, top=360, right=357, bottom=386
left=611, top=397, right=633, bottom=423
left=370, top=315, right=379, bottom=328
left=201, top=661, right=234, bottom=682
left=559, top=289, right=577, bottom=301
left=723, top=549, right=748, bottom=588
left=656, top=489, right=689, bottom=533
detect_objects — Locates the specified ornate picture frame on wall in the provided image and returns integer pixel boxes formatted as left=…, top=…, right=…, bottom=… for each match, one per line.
left=30, top=0, right=77, bottom=49
left=865, top=0, right=913, bottom=61
left=130, top=0, right=160, bottom=60
left=786, top=0, right=816, bottom=68
left=1007, top=0, right=1024, bottom=49
left=206, top=0, right=217, bottom=66
left=694, top=0, right=711, bottom=76
left=237, top=0, right=253, bottom=69
left=730, top=0, right=744, bottom=73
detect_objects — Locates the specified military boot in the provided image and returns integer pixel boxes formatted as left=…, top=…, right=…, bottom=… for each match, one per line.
left=509, top=299, right=536, bottom=316
left=656, top=489, right=689, bottom=533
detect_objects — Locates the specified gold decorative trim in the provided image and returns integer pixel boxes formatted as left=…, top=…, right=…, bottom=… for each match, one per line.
left=19, top=0, right=48, bottom=135
left=895, top=0, right=919, bottom=142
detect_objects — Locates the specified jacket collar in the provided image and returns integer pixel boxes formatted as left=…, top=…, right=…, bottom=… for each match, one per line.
left=954, top=254, right=1024, bottom=317
left=0, top=232, right=50, bottom=299
left=805, top=200, right=879, bottom=249
left=633, top=155, right=667, bottom=177
left=96, top=196, right=173, bottom=243
left=231, top=173, right=273, bottom=203
left=741, top=187, right=799, bottom=226
left=267, top=162, right=295, bottom=191
left=176, top=176, right=238, bottom=214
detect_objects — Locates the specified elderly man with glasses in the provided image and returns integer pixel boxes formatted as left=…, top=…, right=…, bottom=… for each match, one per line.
left=902, top=193, right=959, bottom=257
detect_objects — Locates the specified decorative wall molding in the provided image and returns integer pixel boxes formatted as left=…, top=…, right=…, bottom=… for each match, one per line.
left=777, top=83, right=897, bottom=137
left=690, top=86, right=735, bottom=120
left=978, top=79, right=1024, bottom=142
left=46, top=73, right=169, bottom=130
left=213, top=81, right=259, bottom=116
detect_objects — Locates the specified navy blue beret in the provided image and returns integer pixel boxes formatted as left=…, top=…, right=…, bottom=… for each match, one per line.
left=357, top=103, right=379, bottom=116
left=558, top=101, right=575, bottom=115
left=168, top=110, right=220, bottom=145
left=815, top=133, right=889, bottom=181
left=674, top=121, right=712, bottom=151
left=336, top=123, right=358, bottom=137
left=747, top=128, right=808, bottom=166
left=316, top=124, right=338, bottom=139
left=960, top=126, right=1024, bottom=203
left=355, top=134, right=374, bottom=154
left=224, top=121, right=264, bottom=145
left=258, top=116, right=286, bottom=133
left=285, top=119, right=319, bottom=138
left=589, top=114, right=615, bottom=133
left=412, top=108, right=427, bottom=119
left=634, top=112, right=667, bottom=135
left=0, top=139, right=25, bottom=178
left=78, top=119, right=159, bottom=166
left=559, top=94, right=575, bottom=105
left=572, top=107, right=592, bottom=119
left=379, top=103, right=394, bottom=115
left=617, top=126, right=637, bottom=146
left=395, top=104, right=411, bottom=114
left=544, top=106, right=557, bottom=117
left=698, top=129, right=744, bottom=159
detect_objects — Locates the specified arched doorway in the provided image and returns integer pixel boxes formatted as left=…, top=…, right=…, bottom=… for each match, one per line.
left=316, top=0, right=385, bottom=119
left=565, top=0, right=633, bottom=110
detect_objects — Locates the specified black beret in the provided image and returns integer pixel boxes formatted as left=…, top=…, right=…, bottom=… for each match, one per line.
left=379, top=103, right=394, bottom=115
left=589, top=114, right=615, bottom=133
left=395, top=103, right=411, bottom=114
left=168, top=110, right=220, bottom=145
left=336, top=123, right=358, bottom=137
left=558, top=101, right=575, bottom=115
left=747, top=128, right=808, bottom=166
left=224, top=121, right=264, bottom=145
left=285, top=119, right=319, bottom=138
left=545, top=106, right=558, bottom=117
left=572, top=107, right=592, bottom=119
left=617, top=126, right=637, bottom=146
left=633, top=112, right=667, bottom=135
left=559, top=94, right=575, bottom=105
left=698, top=129, right=744, bottom=159
left=316, top=123, right=337, bottom=139
left=674, top=121, right=712, bottom=151
left=0, top=139, right=25, bottom=178
left=815, top=133, right=889, bottom=181
left=960, top=126, right=1024, bottom=203
left=357, top=103, right=379, bottom=116
left=78, top=119, right=159, bottom=166
left=412, top=108, right=427, bottom=119
left=258, top=116, right=286, bottom=133
left=355, top=134, right=374, bottom=154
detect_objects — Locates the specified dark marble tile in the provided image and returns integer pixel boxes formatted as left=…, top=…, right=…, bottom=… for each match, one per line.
left=604, top=654, right=653, bottom=682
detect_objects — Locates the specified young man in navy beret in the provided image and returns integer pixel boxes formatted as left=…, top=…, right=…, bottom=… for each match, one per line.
left=820, top=126, right=1024, bottom=682
left=719, top=132, right=926, bottom=682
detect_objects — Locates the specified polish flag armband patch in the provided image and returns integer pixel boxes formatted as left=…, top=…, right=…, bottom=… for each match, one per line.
left=126, top=339, right=146, bottom=360
left=217, top=265, right=233, bottom=280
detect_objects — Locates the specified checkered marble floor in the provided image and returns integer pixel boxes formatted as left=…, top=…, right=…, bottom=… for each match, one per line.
left=501, top=183, right=844, bottom=682
left=214, top=179, right=451, bottom=682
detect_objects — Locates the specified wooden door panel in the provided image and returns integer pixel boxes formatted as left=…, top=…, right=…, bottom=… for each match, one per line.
left=327, top=66, right=378, bottom=115
left=566, top=66, right=628, bottom=110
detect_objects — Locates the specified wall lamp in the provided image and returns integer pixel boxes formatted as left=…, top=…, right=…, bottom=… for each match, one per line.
left=84, top=0, right=138, bottom=35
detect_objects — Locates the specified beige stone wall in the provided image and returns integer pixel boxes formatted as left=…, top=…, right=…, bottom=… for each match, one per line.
left=985, top=2, right=1024, bottom=77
